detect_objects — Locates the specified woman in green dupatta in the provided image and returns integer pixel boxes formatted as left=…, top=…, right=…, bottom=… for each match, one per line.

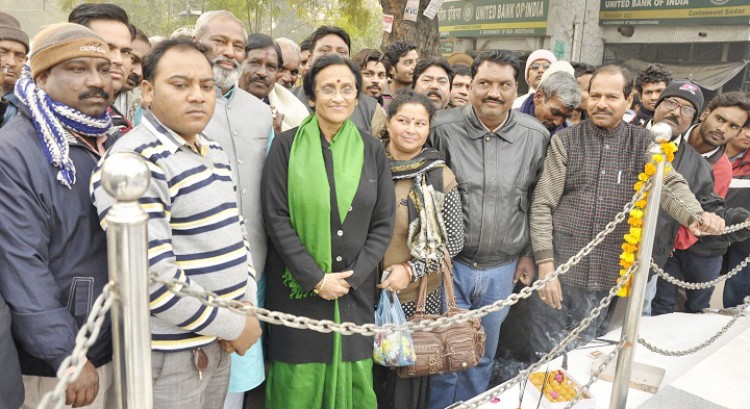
left=372, top=90, right=465, bottom=409
left=261, top=54, right=395, bottom=409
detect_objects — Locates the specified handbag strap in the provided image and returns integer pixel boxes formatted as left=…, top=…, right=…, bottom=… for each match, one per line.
left=415, top=250, right=456, bottom=313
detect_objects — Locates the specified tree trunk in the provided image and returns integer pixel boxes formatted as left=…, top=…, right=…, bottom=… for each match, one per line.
left=380, top=0, right=440, bottom=58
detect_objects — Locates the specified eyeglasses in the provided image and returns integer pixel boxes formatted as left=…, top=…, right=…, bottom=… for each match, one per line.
left=529, top=63, right=551, bottom=71
left=317, top=85, right=357, bottom=98
left=662, top=98, right=696, bottom=117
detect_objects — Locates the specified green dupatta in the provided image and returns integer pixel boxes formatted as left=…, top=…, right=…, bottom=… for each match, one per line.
left=284, top=115, right=364, bottom=298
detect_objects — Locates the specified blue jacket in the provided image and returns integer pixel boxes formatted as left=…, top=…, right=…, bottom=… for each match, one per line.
left=0, top=104, right=111, bottom=377
left=0, top=293, right=23, bottom=409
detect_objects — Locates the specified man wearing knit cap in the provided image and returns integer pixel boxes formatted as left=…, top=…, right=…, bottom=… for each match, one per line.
left=652, top=91, right=750, bottom=316
left=0, top=23, right=115, bottom=409
left=517, top=61, right=580, bottom=136
left=0, top=12, right=29, bottom=126
left=512, top=49, right=556, bottom=109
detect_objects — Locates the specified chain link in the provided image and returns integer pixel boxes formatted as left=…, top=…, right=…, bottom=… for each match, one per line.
left=151, top=178, right=651, bottom=338
left=650, top=252, right=750, bottom=290
left=638, top=296, right=750, bottom=357
left=455, top=265, right=636, bottom=408
left=563, top=340, right=626, bottom=409
left=36, top=283, right=117, bottom=409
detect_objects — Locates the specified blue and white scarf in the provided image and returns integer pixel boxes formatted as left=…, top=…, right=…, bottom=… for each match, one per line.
left=14, top=65, right=112, bottom=188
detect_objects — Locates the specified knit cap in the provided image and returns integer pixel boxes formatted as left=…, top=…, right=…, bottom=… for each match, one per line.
left=0, top=12, right=29, bottom=53
left=29, top=23, right=110, bottom=79
left=539, top=61, right=575, bottom=87
left=525, top=49, right=556, bottom=80
left=655, top=80, right=704, bottom=114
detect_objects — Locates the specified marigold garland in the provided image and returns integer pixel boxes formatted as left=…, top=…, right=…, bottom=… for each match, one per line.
left=617, top=142, right=678, bottom=297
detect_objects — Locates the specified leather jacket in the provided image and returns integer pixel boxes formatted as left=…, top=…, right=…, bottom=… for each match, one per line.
left=429, top=105, right=549, bottom=269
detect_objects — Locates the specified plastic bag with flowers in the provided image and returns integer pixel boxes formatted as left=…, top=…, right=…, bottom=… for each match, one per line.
left=373, top=290, right=416, bottom=367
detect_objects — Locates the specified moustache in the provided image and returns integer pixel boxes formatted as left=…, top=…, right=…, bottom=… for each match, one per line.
left=368, top=84, right=381, bottom=92
left=664, top=114, right=680, bottom=124
left=79, top=88, right=110, bottom=101
left=213, top=57, right=240, bottom=70
left=426, top=90, right=444, bottom=99
left=482, top=97, right=505, bottom=104
left=249, top=74, right=271, bottom=87
left=591, top=108, right=613, bottom=116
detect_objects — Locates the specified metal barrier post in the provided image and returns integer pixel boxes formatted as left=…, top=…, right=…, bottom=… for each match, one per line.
left=609, top=123, right=672, bottom=408
left=101, top=152, right=153, bottom=409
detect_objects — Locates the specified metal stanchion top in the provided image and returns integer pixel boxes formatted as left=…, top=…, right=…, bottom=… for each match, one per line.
left=100, top=152, right=150, bottom=201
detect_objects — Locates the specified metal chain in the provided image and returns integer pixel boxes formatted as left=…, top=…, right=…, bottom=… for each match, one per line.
left=661, top=186, right=750, bottom=236
left=151, top=178, right=651, bottom=338
left=563, top=340, right=626, bottom=409
left=650, top=252, right=750, bottom=290
left=36, top=283, right=117, bottom=409
left=638, top=296, right=750, bottom=357
left=455, top=265, right=636, bottom=408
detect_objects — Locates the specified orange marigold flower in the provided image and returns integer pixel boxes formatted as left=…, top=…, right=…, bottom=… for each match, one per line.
left=653, top=154, right=665, bottom=163
left=630, top=209, right=644, bottom=219
left=644, top=163, right=656, bottom=176
left=638, top=172, right=649, bottom=181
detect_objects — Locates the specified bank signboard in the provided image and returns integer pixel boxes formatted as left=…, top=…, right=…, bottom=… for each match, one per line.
left=600, top=0, right=750, bottom=26
left=438, top=0, right=549, bottom=38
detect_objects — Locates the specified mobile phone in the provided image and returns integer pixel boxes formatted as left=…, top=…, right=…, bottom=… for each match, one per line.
left=381, top=270, right=391, bottom=282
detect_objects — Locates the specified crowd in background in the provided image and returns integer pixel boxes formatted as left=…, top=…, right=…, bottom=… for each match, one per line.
left=1, top=4, right=750, bottom=409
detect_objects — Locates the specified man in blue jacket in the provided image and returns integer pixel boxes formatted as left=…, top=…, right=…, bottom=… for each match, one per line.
left=0, top=23, right=115, bottom=408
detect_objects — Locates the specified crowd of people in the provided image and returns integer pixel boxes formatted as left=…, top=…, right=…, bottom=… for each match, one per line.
left=0, top=4, right=749, bottom=409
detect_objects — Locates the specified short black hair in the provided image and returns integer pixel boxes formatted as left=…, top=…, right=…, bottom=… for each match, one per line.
left=69, top=3, right=132, bottom=35
left=705, top=91, right=750, bottom=127
left=453, top=63, right=471, bottom=78
left=572, top=62, right=596, bottom=79
left=309, top=26, right=350, bottom=54
left=387, top=88, right=436, bottom=124
left=411, top=57, right=454, bottom=88
left=299, top=37, right=312, bottom=53
left=142, top=38, right=210, bottom=82
left=471, top=50, right=520, bottom=79
left=352, top=48, right=391, bottom=75
left=383, top=41, right=418, bottom=69
left=246, top=33, right=283, bottom=68
left=590, top=65, right=634, bottom=98
left=303, top=53, right=361, bottom=102
left=635, top=63, right=672, bottom=93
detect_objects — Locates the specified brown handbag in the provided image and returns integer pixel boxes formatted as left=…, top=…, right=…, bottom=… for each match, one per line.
left=396, top=254, right=486, bottom=378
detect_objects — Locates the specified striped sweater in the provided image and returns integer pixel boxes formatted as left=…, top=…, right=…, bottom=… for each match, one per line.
left=91, top=110, right=255, bottom=351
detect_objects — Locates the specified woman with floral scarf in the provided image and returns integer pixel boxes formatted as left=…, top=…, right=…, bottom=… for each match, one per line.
left=373, top=90, right=465, bottom=409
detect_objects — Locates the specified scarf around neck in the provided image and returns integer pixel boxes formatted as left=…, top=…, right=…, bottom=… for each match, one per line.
left=388, top=146, right=449, bottom=274
left=14, top=65, right=111, bottom=188
left=284, top=115, right=364, bottom=299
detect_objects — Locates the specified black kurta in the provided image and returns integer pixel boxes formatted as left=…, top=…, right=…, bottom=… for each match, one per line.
left=262, top=126, right=396, bottom=364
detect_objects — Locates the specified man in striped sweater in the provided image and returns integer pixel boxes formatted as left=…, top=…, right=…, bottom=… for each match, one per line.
left=725, top=126, right=750, bottom=307
left=92, top=38, right=261, bottom=408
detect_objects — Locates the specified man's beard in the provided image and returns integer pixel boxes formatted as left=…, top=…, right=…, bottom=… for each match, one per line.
left=212, top=57, right=242, bottom=90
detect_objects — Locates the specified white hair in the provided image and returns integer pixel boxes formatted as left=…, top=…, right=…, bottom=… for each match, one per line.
left=275, top=37, right=300, bottom=57
left=194, top=10, right=247, bottom=40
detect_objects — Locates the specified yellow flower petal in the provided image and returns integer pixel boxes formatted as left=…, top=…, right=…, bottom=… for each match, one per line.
left=653, top=154, right=664, bottom=163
